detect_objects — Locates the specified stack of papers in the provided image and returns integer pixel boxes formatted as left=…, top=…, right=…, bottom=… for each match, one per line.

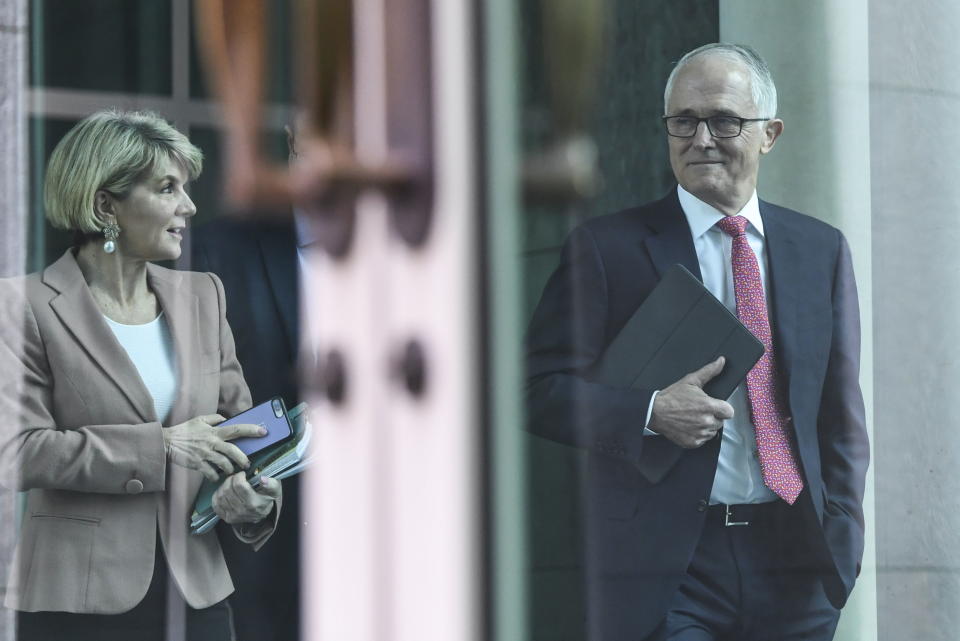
left=190, top=402, right=316, bottom=535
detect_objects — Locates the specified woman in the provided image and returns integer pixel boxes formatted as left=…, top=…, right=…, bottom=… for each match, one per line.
left=0, top=109, right=282, bottom=640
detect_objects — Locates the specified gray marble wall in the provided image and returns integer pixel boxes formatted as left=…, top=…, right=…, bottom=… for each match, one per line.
left=722, top=1, right=960, bottom=639
left=870, top=2, right=960, bottom=639
left=0, top=0, right=27, bottom=277
left=0, top=4, right=25, bottom=640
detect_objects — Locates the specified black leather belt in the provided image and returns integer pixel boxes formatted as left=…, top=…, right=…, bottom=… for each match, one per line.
left=707, top=501, right=782, bottom=527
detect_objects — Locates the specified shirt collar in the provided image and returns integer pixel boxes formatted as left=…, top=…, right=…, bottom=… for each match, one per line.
left=676, top=184, right=764, bottom=240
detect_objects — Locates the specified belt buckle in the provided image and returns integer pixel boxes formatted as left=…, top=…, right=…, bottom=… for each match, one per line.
left=724, top=504, right=750, bottom=527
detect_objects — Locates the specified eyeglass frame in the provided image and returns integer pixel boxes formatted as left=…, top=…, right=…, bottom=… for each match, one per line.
left=661, top=115, right=772, bottom=139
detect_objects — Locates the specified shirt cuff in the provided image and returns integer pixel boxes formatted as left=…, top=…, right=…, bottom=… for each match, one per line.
left=643, top=390, right=661, bottom=436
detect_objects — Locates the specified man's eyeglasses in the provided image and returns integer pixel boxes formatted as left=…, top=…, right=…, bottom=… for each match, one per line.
left=662, top=115, right=770, bottom=139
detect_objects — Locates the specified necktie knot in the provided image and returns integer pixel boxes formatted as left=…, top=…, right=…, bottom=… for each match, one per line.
left=716, top=215, right=749, bottom=238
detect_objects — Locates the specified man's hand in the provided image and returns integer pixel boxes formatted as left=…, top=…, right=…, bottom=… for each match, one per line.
left=162, top=414, right=263, bottom=482
left=648, top=357, right=735, bottom=448
left=212, top=473, right=282, bottom=524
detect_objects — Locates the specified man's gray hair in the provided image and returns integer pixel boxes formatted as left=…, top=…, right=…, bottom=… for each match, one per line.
left=663, top=43, right=778, bottom=118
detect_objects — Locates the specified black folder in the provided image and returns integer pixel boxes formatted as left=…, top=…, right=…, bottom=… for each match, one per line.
left=593, top=264, right=764, bottom=483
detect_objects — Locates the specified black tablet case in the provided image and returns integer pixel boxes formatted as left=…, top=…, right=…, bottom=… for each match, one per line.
left=593, top=264, right=764, bottom=483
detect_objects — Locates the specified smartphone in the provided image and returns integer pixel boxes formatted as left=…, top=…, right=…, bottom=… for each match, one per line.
left=220, top=397, right=294, bottom=456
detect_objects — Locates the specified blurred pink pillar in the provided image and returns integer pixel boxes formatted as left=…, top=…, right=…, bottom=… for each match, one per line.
left=300, top=0, right=481, bottom=639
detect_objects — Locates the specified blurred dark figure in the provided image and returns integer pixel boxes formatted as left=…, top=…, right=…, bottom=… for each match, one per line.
left=188, top=212, right=301, bottom=641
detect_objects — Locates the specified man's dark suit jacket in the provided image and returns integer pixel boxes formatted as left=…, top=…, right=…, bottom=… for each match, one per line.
left=526, top=188, right=869, bottom=641
left=188, top=218, right=301, bottom=641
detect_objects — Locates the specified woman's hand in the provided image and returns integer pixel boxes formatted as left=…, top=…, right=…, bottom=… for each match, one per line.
left=212, top=473, right=282, bottom=524
left=162, top=414, right=264, bottom=482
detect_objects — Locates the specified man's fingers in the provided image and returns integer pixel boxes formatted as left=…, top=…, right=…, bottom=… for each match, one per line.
left=710, top=399, right=735, bottom=421
left=219, top=422, right=267, bottom=441
left=201, top=414, right=227, bottom=426
left=684, top=356, right=726, bottom=388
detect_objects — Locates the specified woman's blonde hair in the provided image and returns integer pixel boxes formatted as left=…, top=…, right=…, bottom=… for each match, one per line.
left=43, top=109, right=203, bottom=234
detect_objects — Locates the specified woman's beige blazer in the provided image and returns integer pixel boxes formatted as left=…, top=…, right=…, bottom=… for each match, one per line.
left=0, top=249, right=277, bottom=614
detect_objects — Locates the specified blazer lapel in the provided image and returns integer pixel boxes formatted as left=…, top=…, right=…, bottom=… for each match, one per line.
left=148, top=264, right=201, bottom=426
left=642, top=189, right=703, bottom=282
left=258, top=225, right=299, bottom=358
left=44, top=251, right=156, bottom=423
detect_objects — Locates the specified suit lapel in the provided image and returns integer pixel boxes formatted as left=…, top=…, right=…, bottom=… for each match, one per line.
left=759, top=201, right=804, bottom=429
left=148, top=264, right=201, bottom=426
left=642, top=189, right=703, bottom=282
left=44, top=252, right=156, bottom=422
left=258, top=226, right=299, bottom=358
left=634, top=190, right=704, bottom=484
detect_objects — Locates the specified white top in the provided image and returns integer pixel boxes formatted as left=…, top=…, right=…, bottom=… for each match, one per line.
left=104, top=312, right=178, bottom=424
left=675, top=184, right=777, bottom=505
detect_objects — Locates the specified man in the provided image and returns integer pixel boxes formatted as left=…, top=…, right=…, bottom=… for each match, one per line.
left=526, top=43, right=868, bottom=641
left=188, top=211, right=301, bottom=641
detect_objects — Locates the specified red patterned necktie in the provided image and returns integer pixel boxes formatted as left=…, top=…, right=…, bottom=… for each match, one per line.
left=715, top=215, right=803, bottom=504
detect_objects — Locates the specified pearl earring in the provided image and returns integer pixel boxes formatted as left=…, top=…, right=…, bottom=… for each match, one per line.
left=102, top=222, right=120, bottom=254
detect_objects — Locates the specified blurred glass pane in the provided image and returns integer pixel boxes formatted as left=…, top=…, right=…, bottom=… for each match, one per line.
left=188, top=0, right=293, bottom=103
left=28, top=117, right=78, bottom=273
left=30, top=0, right=171, bottom=95
left=184, top=127, right=223, bottom=229
left=519, top=3, right=719, bottom=640
left=188, top=126, right=290, bottom=226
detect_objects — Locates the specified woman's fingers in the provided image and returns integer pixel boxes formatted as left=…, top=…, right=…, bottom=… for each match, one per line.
left=257, top=476, right=282, bottom=500
left=214, top=473, right=256, bottom=522
left=211, top=472, right=279, bottom=523
left=212, top=439, right=250, bottom=470
left=213, top=473, right=238, bottom=515
left=205, top=449, right=238, bottom=476
left=199, top=460, right=221, bottom=482
left=219, top=422, right=266, bottom=441
left=165, top=416, right=260, bottom=478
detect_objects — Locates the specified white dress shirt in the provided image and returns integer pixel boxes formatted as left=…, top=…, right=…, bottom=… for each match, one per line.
left=662, top=185, right=777, bottom=505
